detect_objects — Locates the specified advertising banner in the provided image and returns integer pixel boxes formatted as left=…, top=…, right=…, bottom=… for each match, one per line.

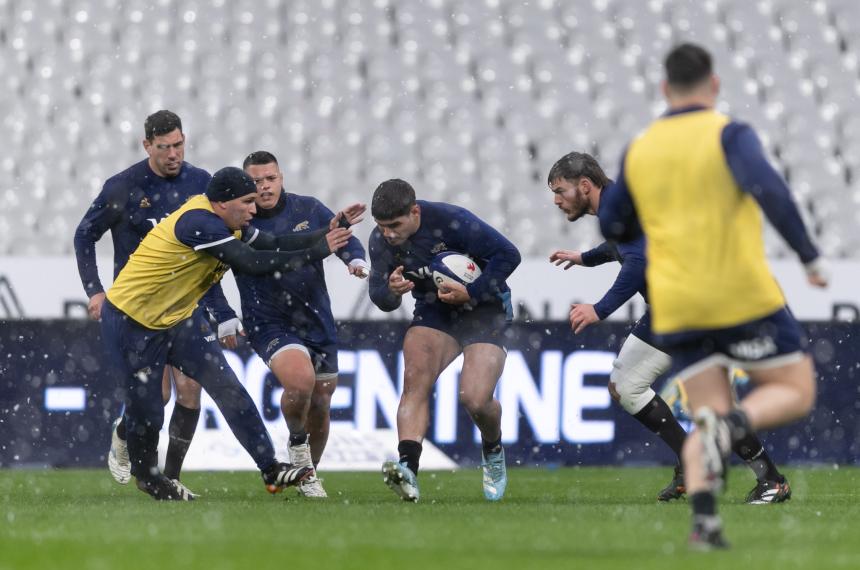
left=1, top=320, right=857, bottom=470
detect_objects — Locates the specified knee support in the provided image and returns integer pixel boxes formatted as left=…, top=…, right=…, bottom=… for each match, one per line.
left=610, top=334, right=671, bottom=415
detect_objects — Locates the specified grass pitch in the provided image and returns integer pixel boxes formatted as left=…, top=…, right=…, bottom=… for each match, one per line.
left=1, top=466, right=858, bottom=570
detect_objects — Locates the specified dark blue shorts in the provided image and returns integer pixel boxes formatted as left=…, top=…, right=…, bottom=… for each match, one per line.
left=410, top=298, right=511, bottom=349
left=629, top=310, right=654, bottom=346
left=653, top=306, right=807, bottom=380
left=247, top=322, right=338, bottom=378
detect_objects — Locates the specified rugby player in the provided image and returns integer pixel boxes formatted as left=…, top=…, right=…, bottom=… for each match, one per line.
left=237, top=151, right=369, bottom=497
left=368, top=179, right=521, bottom=502
left=599, top=44, right=828, bottom=548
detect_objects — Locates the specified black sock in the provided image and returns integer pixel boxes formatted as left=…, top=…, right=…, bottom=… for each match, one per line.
left=632, top=395, right=688, bottom=458
left=289, top=430, right=308, bottom=447
left=482, top=435, right=502, bottom=455
left=398, top=440, right=422, bottom=476
left=690, top=491, right=717, bottom=517
left=732, top=432, right=782, bottom=481
left=163, top=403, right=200, bottom=480
left=116, top=416, right=127, bottom=440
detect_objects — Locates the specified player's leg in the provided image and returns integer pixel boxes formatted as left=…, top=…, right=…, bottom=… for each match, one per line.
left=460, top=342, right=508, bottom=500
left=268, top=344, right=328, bottom=497
left=163, top=366, right=202, bottom=495
left=169, top=315, right=312, bottom=493
left=306, top=376, right=337, bottom=467
left=680, top=363, right=735, bottom=550
left=100, top=302, right=189, bottom=500
left=383, top=325, right=461, bottom=502
left=609, top=324, right=687, bottom=501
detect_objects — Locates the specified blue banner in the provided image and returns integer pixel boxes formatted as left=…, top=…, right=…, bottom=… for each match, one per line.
left=1, top=320, right=857, bottom=467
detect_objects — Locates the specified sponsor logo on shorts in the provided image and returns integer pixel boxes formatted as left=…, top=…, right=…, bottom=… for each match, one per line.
left=293, top=221, right=310, bottom=232
left=728, top=337, right=777, bottom=360
left=266, top=338, right=280, bottom=355
left=204, top=334, right=216, bottom=343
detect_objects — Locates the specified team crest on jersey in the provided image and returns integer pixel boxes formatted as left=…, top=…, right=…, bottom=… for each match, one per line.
left=293, top=221, right=310, bottom=232
left=139, top=197, right=152, bottom=208
left=430, top=242, right=447, bottom=254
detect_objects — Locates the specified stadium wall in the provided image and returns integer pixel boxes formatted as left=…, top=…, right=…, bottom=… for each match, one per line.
left=1, top=320, right=857, bottom=470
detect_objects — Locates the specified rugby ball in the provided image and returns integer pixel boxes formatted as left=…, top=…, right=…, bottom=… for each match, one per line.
left=430, top=252, right=482, bottom=289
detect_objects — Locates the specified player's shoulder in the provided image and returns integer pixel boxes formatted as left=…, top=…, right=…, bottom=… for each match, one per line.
left=418, top=200, right=475, bottom=224
left=103, top=159, right=148, bottom=191
left=177, top=162, right=212, bottom=188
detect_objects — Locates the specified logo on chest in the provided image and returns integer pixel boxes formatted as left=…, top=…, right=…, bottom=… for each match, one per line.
left=430, top=242, right=447, bottom=254
left=293, top=221, right=310, bottom=232
left=139, top=197, right=152, bottom=208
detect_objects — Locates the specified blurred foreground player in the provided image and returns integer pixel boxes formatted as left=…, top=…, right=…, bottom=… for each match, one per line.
left=100, top=166, right=362, bottom=500
left=368, top=179, right=521, bottom=502
left=547, top=151, right=792, bottom=504
left=600, top=43, right=828, bottom=548
left=238, top=151, right=370, bottom=497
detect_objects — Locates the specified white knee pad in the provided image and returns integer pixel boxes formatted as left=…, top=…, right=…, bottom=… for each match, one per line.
left=610, top=334, right=672, bottom=415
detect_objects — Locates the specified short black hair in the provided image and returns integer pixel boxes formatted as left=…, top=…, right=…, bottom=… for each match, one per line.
left=243, top=150, right=279, bottom=170
left=144, top=110, right=182, bottom=140
left=547, top=151, right=610, bottom=189
left=665, top=43, right=713, bottom=90
left=371, top=179, right=416, bottom=220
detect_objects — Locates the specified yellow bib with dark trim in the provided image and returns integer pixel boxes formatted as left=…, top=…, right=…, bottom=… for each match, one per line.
left=106, top=194, right=238, bottom=329
left=624, top=109, right=785, bottom=334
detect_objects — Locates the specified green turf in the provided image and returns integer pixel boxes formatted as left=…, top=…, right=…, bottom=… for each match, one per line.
left=1, top=466, right=858, bottom=570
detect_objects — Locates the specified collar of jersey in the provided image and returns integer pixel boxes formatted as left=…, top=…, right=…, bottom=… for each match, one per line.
left=255, top=190, right=288, bottom=219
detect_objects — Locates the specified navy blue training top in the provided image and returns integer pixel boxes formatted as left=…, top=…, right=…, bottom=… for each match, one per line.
left=580, top=238, right=647, bottom=320
left=368, top=200, right=521, bottom=312
left=234, top=192, right=367, bottom=347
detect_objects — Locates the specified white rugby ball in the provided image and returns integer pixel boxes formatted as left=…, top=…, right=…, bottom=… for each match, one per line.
left=430, top=252, right=482, bottom=289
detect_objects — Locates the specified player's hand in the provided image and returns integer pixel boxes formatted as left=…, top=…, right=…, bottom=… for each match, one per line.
left=388, top=265, right=414, bottom=296
left=437, top=281, right=471, bottom=305
left=325, top=227, right=353, bottom=252
left=549, top=249, right=583, bottom=270
left=569, top=303, right=599, bottom=334
left=330, top=203, right=367, bottom=229
left=88, top=292, right=106, bottom=321
left=804, top=258, right=829, bottom=288
left=348, top=259, right=370, bottom=279
left=217, top=317, right=246, bottom=349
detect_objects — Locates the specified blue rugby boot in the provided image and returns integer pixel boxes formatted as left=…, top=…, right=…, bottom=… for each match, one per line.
left=382, top=461, right=420, bottom=502
left=481, top=447, right=507, bottom=501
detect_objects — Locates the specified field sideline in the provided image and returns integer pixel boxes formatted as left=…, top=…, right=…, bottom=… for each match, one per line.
left=1, top=466, right=858, bottom=570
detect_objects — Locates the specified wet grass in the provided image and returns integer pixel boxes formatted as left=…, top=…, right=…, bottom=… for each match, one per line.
left=1, top=466, right=858, bottom=570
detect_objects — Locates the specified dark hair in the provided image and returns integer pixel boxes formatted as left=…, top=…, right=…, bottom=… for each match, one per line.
left=144, top=110, right=182, bottom=140
left=665, top=43, right=713, bottom=89
left=547, top=151, right=611, bottom=189
left=371, top=179, right=416, bottom=220
left=243, top=150, right=279, bottom=170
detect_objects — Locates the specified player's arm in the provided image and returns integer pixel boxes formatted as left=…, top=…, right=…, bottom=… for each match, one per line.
left=598, top=154, right=643, bottom=243
left=73, top=182, right=126, bottom=319
left=316, top=201, right=370, bottom=278
left=550, top=242, right=617, bottom=270
left=592, top=238, right=646, bottom=320
left=722, top=122, right=827, bottom=286
left=569, top=238, right=645, bottom=334
left=456, top=209, right=522, bottom=304
left=175, top=210, right=349, bottom=276
left=199, top=283, right=246, bottom=349
left=368, top=232, right=405, bottom=311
